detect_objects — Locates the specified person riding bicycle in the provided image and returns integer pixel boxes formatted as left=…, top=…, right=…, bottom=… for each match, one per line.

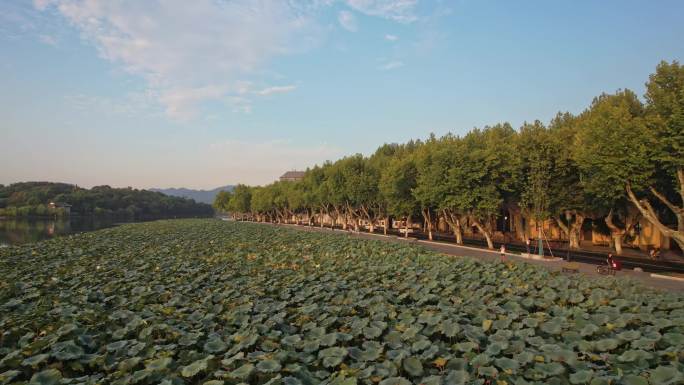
left=607, top=253, right=622, bottom=271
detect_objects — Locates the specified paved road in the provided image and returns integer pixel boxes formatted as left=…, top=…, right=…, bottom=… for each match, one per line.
left=256, top=222, right=684, bottom=292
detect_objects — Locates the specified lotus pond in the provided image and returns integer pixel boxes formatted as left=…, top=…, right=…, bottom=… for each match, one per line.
left=1, top=219, right=683, bottom=385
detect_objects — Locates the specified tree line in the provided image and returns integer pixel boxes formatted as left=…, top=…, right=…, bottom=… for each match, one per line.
left=215, top=61, right=684, bottom=255
left=0, top=182, right=214, bottom=218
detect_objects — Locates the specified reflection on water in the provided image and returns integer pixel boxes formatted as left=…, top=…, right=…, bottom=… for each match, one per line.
left=0, top=217, right=125, bottom=246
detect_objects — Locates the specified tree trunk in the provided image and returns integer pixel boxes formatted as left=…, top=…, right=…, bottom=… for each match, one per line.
left=508, top=205, right=527, bottom=242
left=384, top=217, right=389, bottom=235
left=471, top=216, right=494, bottom=249
left=605, top=210, right=625, bottom=255
left=443, top=209, right=464, bottom=245
left=626, top=176, right=684, bottom=252
left=555, top=210, right=585, bottom=249
left=404, top=217, right=409, bottom=239
left=422, top=209, right=433, bottom=241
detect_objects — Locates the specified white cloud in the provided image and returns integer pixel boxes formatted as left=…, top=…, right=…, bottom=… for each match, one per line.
left=32, top=0, right=422, bottom=120
left=384, top=34, right=398, bottom=41
left=256, top=85, right=298, bottom=96
left=345, top=0, right=418, bottom=23
left=207, top=139, right=342, bottom=185
left=38, top=34, right=58, bottom=46
left=338, top=10, right=358, bottom=32
left=379, top=60, right=404, bottom=70
left=34, top=0, right=313, bottom=120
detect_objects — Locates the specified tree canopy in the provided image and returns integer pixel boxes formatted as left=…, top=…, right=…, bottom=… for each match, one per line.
left=216, top=61, right=684, bottom=253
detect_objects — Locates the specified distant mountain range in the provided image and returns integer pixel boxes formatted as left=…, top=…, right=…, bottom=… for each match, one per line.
left=151, top=185, right=234, bottom=205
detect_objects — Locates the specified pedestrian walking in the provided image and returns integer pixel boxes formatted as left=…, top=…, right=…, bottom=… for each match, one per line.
left=525, top=238, right=531, bottom=255
left=500, top=244, right=507, bottom=262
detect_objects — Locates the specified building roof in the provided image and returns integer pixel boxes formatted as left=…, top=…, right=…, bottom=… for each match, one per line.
left=280, top=171, right=306, bottom=179
left=49, top=202, right=72, bottom=208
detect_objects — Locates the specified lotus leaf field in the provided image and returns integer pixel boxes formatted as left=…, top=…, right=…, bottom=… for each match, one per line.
left=1, top=219, right=683, bottom=385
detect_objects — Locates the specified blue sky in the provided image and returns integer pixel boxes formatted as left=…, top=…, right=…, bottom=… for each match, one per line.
left=2, top=0, right=683, bottom=189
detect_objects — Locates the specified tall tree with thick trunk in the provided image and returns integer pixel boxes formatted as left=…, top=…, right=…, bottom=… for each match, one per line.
left=626, top=61, right=684, bottom=252
left=574, top=90, right=652, bottom=254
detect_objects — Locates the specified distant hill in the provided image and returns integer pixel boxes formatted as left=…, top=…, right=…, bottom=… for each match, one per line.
left=0, top=182, right=214, bottom=218
left=150, top=185, right=234, bottom=205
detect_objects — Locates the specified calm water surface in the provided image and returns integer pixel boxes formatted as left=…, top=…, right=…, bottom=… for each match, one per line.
left=0, top=217, right=128, bottom=246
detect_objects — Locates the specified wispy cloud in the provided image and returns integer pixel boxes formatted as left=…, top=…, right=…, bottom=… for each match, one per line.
left=338, top=10, right=358, bottom=32
left=345, top=0, right=418, bottom=23
left=256, top=85, right=298, bottom=96
left=384, top=34, right=398, bottom=41
left=31, top=0, right=422, bottom=120
left=379, top=60, right=404, bottom=70
left=34, top=0, right=313, bottom=120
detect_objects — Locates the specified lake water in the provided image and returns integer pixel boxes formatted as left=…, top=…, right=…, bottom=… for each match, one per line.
left=0, top=217, right=129, bottom=246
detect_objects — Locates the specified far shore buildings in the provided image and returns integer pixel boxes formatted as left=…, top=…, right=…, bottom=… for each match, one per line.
left=279, top=171, right=306, bottom=182
left=48, top=202, right=72, bottom=215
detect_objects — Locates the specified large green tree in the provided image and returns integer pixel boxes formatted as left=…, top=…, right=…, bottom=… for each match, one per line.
left=626, top=61, right=684, bottom=251
left=574, top=90, right=652, bottom=254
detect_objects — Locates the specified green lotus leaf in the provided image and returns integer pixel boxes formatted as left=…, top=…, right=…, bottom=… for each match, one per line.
left=444, top=370, right=469, bottom=385
left=303, top=340, right=320, bottom=353
left=378, top=377, right=412, bottom=385
left=319, top=346, right=347, bottom=358
left=257, top=359, right=282, bottom=373
left=323, top=356, right=345, bottom=368
left=51, top=340, right=84, bottom=360
left=131, top=369, right=152, bottom=383
left=29, top=368, right=62, bottom=385
left=522, top=318, right=539, bottom=328
left=411, top=339, right=431, bottom=352
left=204, top=338, right=228, bottom=353
left=494, top=357, right=519, bottom=374
left=56, top=323, right=78, bottom=337
left=535, top=362, right=565, bottom=377
left=364, top=326, right=382, bottom=339
left=594, top=338, right=619, bottom=352
left=514, top=351, right=535, bottom=364
left=454, top=341, right=477, bottom=353
left=648, top=366, right=682, bottom=385
left=402, top=356, right=423, bottom=377
left=282, top=376, right=303, bottom=385
left=22, top=353, right=50, bottom=367
left=321, top=333, right=338, bottom=346
left=178, top=332, right=201, bottom=346
left=106, top=340, right=128, bottom=352
left=146, top=357, right=173, bottom=371
left=569, top=370, right=593, bottom=384
left=580, top=324, right=599, bottom=337
left=228, top=363, right=254, bottom=380
left=621, top=375, right=648, bottom=385
left=661, top=332, right=684, bottom=347
left=118, top=357, right=142, bottom=372
left=617, top=349, right=652, bottom=363
left=617, top=330, right=641, bottom=341
left=281, top=335, right=302, bottom=346
left=181, top=356, right=213, bottom=377
left=203, top=381, right=225, bottom=385
left=0, top=370, right=21, bottom=384
left=470, top=354, right=491, bottom=367
left=540, top=320, right=563, bottom=335
left=440, top=320, right=461, bottom=338
left=477, top=366, right=498, bottom=377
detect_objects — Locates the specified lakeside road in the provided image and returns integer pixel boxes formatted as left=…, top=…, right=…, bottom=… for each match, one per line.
left=254, top=221, right=684, bottom=292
